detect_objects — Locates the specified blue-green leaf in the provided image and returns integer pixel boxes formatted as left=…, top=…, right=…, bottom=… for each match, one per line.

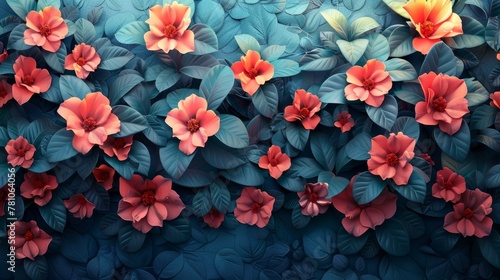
left=115, top=21, right=148, bottom=45
left=252, top=83, right=278, bottom=118
left=420, top=42, right=456, bottom=75
left=234, top=34, right=260, bottom=53
left=478, top=229, right=500, bottom=268
left=7, top=24, right=31, bottom=51
left=318, top=171, right=350, bottom=198
left=98, top=46, right=134, bottom=71
left=393, top=82, right=424, bottom=105
left=289, top=157, right=323, bottom=178
left=345, top=132, right=372, bottom=160
left=384, top=58, right=417, bottom=82
left=24, top=256, right=48, bottom=280
left=59, top=75, right=90, bottom=100
left=433, top=121, right=470, bottom=161
left=376, top=219, right=410, bottom=256
left=39, top=197, right=66, bottom=232
left=389, top=169, right=426, bottom=202
left=391, top=116, right=420, bottom=140
left=210, top=179, right=230, bottom=212
left=109, top=73, right=144, bottom=105
left=471, top=105, right=497, bottom=130
left=388, top=25, right=415, bottom=57
left=285, top=122, right=309, bottom=150
left=310, top=132, right=336, bottom=171
left=200, top=65, right=234, bottom=110
left=366, top=95, right=398, bottom=131
left=156, top=67, right=180, bottom=92
left=220, top=162, right=265, bottom=186
left=271, top=59, right=301, bottom=77
left=7, top=0, right=35, bottom=19
left=112, top=105, right=149, bottom=137
left=318, top=73, right=348, bottom=104
left=485, top=165, right=500, bottom=189
left=215, top=114, right=249, bottom=149
left=191, top=24, right=218, bottom=55
left=46, top=128, right=78, bottom=162
left=43, top=43, right=66, bottom=73
left=352, top=171, right=386, bottom=204
left=261, top=45, right=286, bottom=61
left=74, top=18, right=95, bottom=44
left=159, top=139, right=196, bottom=179
left=337, top=39, right=369, bottom=65
left=118, top=225, right=146, bottom=252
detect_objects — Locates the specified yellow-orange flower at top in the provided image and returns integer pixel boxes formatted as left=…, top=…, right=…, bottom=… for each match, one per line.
left=403, top=0, right=463, bottom=55
left=24, top=6, right=68, bottom=53
left=144, top=2, right=194, bottom=54
left=231, top=50, right=274, bottom=96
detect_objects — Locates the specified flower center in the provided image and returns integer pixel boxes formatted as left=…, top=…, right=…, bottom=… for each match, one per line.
left=24, top=230, right=34, bottom=241
left=443, top=181, right=454, bottom=190
left=77, top=57, right=86, bottom=66
left=187, top=118, right=200, bottom=133
left=251, top=202, right=261, bottom=213
left=358, top=203, right=370, bottom=209
left=113, top=138, right=125, bottom=150
left=420, top=21, right=434, bottom=38
left=385, top=153, right=399, bottom=167
left=363, top=78, right=375, bottom=90
left=141, top=190, right=156, bottom=206
left=82, top=117, right=97, bottom=132
left=299, top=108, right=310, bottom=119
left=22, top=75, right=35, bottom=87
left=247, top=68, right=259, bottom=79
left=78, top=197, right=87, bottom=205
left=17, top=148, right=25, bottom=157
left=0, top=90, right=7, bottom=98
left=95, top=171, right=108, bottom=181
left=462, top=208, right=474, bottom=219
left=40, top=24, right=52, bottom=37
left=34, top=180, right=44, bottom=189
left=209, top=208, right=220, bottom=219
left=336, top=114, right=348, bottom=125
left=269, top=158, right=278, bottom=167
left=432, top=96, right=447, bottom=112
left=308, top=192, right=319, bottom=203
left=163, top=24, right=178, bottom=39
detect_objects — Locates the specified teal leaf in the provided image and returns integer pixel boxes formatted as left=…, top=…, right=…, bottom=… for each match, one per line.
left=389, top=169, right=427, bottom=202
left=201, top=139, right=246, bottom=169
left=345, top=132, right=372, bottom=160
left=337, top=226, right=369, bottom=254
left=153, top=252, right=184, bottom=279
left=74, top=18, right=96, bottom=44
left=37, top=0, right=60, bottom=10
left=112, top=105, right=149, bottom=137
left=127, top=141, right=151, bottom=176
left=359, top=33, right=390, bottom=64
left=210, top=179, right=230, bottom=212
left=7, top=0, right=35, bottom=19
left=220, top=162, right=265, bottom=186
left=352, top=171, right=387, bottom=204
left=288, top=157, right=323, bottom=178
left=98, top=46, right=134, bottom=71
left=59, top=75, right=90, bottom=100
left=485, top=165, right=500, bottom=189
left=478, top=230, right=500, bottom=268
left=471, top=105, right=497, bottom=130
left=388, top=25, right=415, bottom=57
left=199, top=65, right=234, bottom=110
left=337, top=39, right=369, bottom=65
left=24, top=256, right=48, bottom=280
left=271, top=59, right=301, bottom=77
left=159, top=139, right=196, bottom=179
left=350, top=17, right=380, bottom=39
left=442, top=16, right=485, bottom=49
left=43, top=43, right=66, bottom=73
left=191, top=24, right=218, bottom=55
left=464, top=78, right=490, bottom=107
left=393, top=82, right=424, bottom=105
left=420, top=42, right=456, bottom=75
left=391, top=116, right=420, bottom=141
left=317, top=73, right=348, bottom=104
left=376, top=219, right=410, bottom=256
left=433, top=121, right=470, bottom=161
left=310, top=132, right=336, bottom=171
left=234, top=34, right=260, bottom=53
left=109, top=73, right=144, bottom=105
left=156, top=67, right=180, bottom=92
left=194, top=0, right=224, bottom=33
left=115, top=21, right=148, bottom=45
left=215, top=114, right=249, bottom=149
left=46, top=128, right=78, bottom=162
left=320, top=9, right=349, bottom=40
left=366, top=95, right=398, bottom=131
left=39, top=197, right=67, bottom=232
left=261, top=45, right=286, bottom=61
left=318, top=171, right=350, bottom=198
left=384, top=58, right=417, bottom=82
left=118, top=225, right=146, bottom=252
left=252, top=83, right=278, bottom=118
left=215, top=249, right=244, bottom=280
left=285, top=122, right=309, bottom=150
left=7, top=24, right=31, bottom=51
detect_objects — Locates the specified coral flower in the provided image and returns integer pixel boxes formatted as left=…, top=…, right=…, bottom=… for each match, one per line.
left=64, top=194, right=95, bottom=219
left=144, top=2, right=194, bottom=54
left=418, top=152, right=435, bottom=166
left=234, top=187, right=275, bottom=228
left=344, top=59, right=392, bottom=107
left=297, top=182, right=331, bottom=217
left=0, top=49, right=8, bottom=63
left=203, top=207, right=225, bottom=229
left=165, top=94, right=220, bottom=155
left=57, top=92, right=121, bottom=155
left=93, top=164, right=115, bottom=191
left=12, top=55, right=51, bottom=105
left=231, top=50, right=274, bottom=96
left=5, top=136, right=36, bottom=168
left=24, top=6, right=68, bottom=52
left=331, top=177, right=398, bottom=237
left=415, top=72, right=468, bottom=135
left=20, top=172, right=58, bottom=207
left=99, top=135, right=133, bottom=161
left=258, top=145, right=291, bottom=179
left=403, top=0, right=463, bottom=55
left=367, top=132, right=416, bottom=186
left=14, top=221, right=52, bottom=260
left=117, top=175, right=185, bottom=233
left=490, top=92, right=500, bottom=109
left=0, top=79, right=13, bottom=107
left=443, top=189, right=493, bottom=238
left=432, top=167, right=466, bottom=203
left=284, top=89, right=322, bottom=130
left=334, top=111, right=355, bottom=133
left=0, top=185, right=8, bottom=216
left=64, top=43, right=101, bottom=79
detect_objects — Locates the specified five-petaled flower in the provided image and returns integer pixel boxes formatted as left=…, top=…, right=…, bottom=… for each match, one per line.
left=144, top=2, right=194, bottom=54
left=117, top=175, right=185, bottom=233
left=258, top=145, right=291, bottom=179
left=432, top=167, right=466, bottom=203
left=93, top=164, right=115, bottom=191
left=297, top=182, right=331, bottom=217
left=284, top=89, right=322, bottom=130
left=57, top=92, right=121, bottom=155
left=5, top=136, right=36, bottom=169
left=415, top=72, right=468, bottom=135
left=334, top=111, right=355, bottom=133
left=64, top=43, right=101, bottom=79
left=443, top=189, right=493, bottom=238
left=14, top=220, right=52, bottom=260
left=165, top=94, right=220, bottom=155
left=100, top=135, right=133, bottom=161
left=344, top=59, right=392, bottom=107
left=367, top=132, right=416, bottom=186
left=490, top=92, right=500, bottom=109
left=231, top=50, right=274, bottom=96
left=0, top=79, right=13, bottom=107
left=64, top=194, right=95, bottom=219
left=203, top=207, right=225, bottom=229
left=12, top=55, right=51, bottom=105
left=24, top=6, right=68, bottom=52
left=20, top=171, right=58, bottom=207
left=403, top=0, right=463, bottom=55
left=234, top=187, right=275, bottom=228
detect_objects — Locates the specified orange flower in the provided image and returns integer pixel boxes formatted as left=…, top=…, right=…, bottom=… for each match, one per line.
left=64, top=43, right=101, bottom=79
left=99, top=135, right=133, bottom=161
left=284, top=89, right=322, bottom=130
left=490, top=92, right=500, bottom=109
left=12, top=55, right=51, bottom=105
left=258, top=145, right=291, bottom=179
left=5, top=136, right=36, bottom=168
left=24, top=6, right=68, bottom=52
left=165, top=94, right=220, bottom=155
left=231, top=50, right=274, bottom=96
left=0, top=79, right=12, bottom=107
left=403, top=0, right=463, bottom=55
left=144, top=2, right=194, bottom=54
left=57, top=92, right=121, bottom=155
left=344, top=59, right=392, bottom=107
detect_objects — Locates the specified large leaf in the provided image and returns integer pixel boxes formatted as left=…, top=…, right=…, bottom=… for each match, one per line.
left=318, top=171, right=350, bottom=198
left=420, top=42, right=456, bottom=75
left=109, top=73, right=144, bottom=105
left=350, top=17, right=380, bottom=39
left=191, top=24, right=218, bottom=55
left=98, top=46, right=134, bottom=71
left=485, top=164, right=500, bottom=189
left=337, top=226, right=369, bottom=254
left=24, top=256, right=48, bottom=280
left=389, top=169, right=427, bottom=203
left=215, top=249, right=244, bottom=280
left=479, top=230, right=500, bottom=268
left=384, top=58, right=417, bottom=82
left=201, top=139, right=246, bottom=169
left=337, top=39, right=369, bottom=65
left=376, top=219, right=410, bottom=256
left=210, top=179, right=230, bottom=212
left=391, top=116, right=420, bottom=141
left=215, top=114, right=249, bottom=149
left=366, top=95, right=398, bottom=131
left=46, top=128, right=78, bottom=162
left=288, top=157, right=323, bottom=178
left=285, top=122, right=309, bottom=150
left=112, top=106, right=148, bottom=137
left=310, top=132, right=336, bottom=171
left=118, top=225, right=146, bottom=252
left=59, top=75, right=91, bottom=100
left=234, top=34, right=260, bottom=53
left=359, top=33, right=390, bottom=64
left=271, top=59, right=301, bottom=77
left=7, top=0, right=36, bottom=19
left=345, top=132, right=372, bottom=160
left=318, top=73, right=348, bottom=104
left=153, top=252, right=184, bottom=279
left=471, top=105, right=497, bottom=130
left=433, top=121, right=470, bottom=162
left=159, top=140, right=196, bottom=179
left=39, top=197, right=67, bottom=232
left=352, top=171, right=387, bottom=204
left=252, top=83, right=278, bottom=118
left=320, top=9, right=348, bottom=40
left=43, top=44, right=67, bottom=73
left=199, top=65, right=234, bottom=110
left=74, top=18, right=96, bottom=44
left=220, top=162, right=265, bottom=186
left=115, top=21, right=148, bottom=45
left=388, top=25, right=415, bottom=57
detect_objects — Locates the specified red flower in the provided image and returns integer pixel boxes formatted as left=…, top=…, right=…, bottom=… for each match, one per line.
left=12, top=55, right=51, bottom=105
left=64, top=43, right=101, bottom=79
left=24, top=6, right=68, bottom=52
left=14, top=221, right=52, bottom=260
left=0, top=79, right=13, bottom=107
left=297, top=182, right=330, bottom=217
left=443, top=189, right=493, bottom=238
left=334, top=111, right=355, bottom=133
left=258, top=145, right=291, bottom=179
left=20, top=172, right=58, bottom=206
left=231, top=50, right=274, bottom=96
left=0, top=49, right=8, bottom=63
left=99, top=135, right=133, bottom=161
left=234, top=187, right=275, bottom=228
left=0, top=185, right=8, bottom=216
left=64, top=194, right=95, bottom=219
left=432, top=167, right=466, bottom=203
left=490, top=91, right=500, bottom=109
left=92, top=164, right=115, bottom=191
left=203, top=207, right=225, bottom=229
left=5, top=136, right=36, bottom=169
left=284, top=89, right=322, bottom=130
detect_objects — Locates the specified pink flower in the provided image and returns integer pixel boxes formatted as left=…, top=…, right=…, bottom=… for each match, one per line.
left=93, top=164, right=115, bottom=191
left=284, top=89, right=322, bottom=130
left=117, top=175, right=185, bottom=233
left=57, top=92, right=121, bottom=154
left=332, top=177, right=398, bottom=237
left=231, top=50, right=274, bottom=96
left=203, top=207, right=225, bottom=229
left=0, top=79, right=13, bottom=107
left=12, top=55, right=51, bottom=105
left=334, top=111, right=355, bottom=133
left=144, top=2, right=194, bottom=54
left=20, top=172, right=58, bottom=206
left=64, top=194, right=95, bottom=219
left=297, top=182, right=331, bottom=217
left=24, top=6, right=68, bottom=52
left=432, top=167, right=466, bottom=203
left=64, top=43, right=101, bottom=79
left=443, top=189, right=493, bottom=238
left=234, top=187, right=275, bottom=228
left=0, top=49, right=8, bottom=63
left=258, top=145, right=291, bottom=179
left=415, top=72, right=469, bottom=135
left=14, top=221, right=52, bottom=260
left=99, top=135, right=133, bottom=161
left=0, top=185, right=8, bottom=216
left=367, top=132, right=416, bottom=185
left=418, top=152, right=435, bottom=166
left=5, top=136, right=36, bottom=168
left=490, top=92, right=500, bottom=109
left=403, top=0, right=463, bottom=55
left=165, top=94, right=220, bottom=155
left=344, top=59, right=392, bottom=107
